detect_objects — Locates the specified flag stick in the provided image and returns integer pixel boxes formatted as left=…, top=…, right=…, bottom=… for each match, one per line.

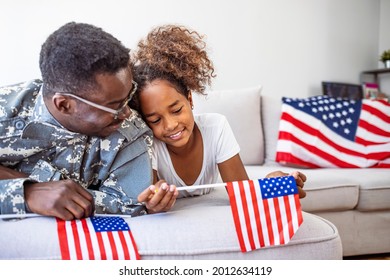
left=175, top=182, right=226, bottom=191
left=0, top=182, right=230, bottom=220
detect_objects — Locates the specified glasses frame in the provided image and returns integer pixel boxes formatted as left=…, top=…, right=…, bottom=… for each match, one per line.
left=56, top=81, right=137, bottom=119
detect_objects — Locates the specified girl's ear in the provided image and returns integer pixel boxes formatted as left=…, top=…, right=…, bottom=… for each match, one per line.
left=188, top=91, right=194, bottom=109
left=52, top=94, right=75, bottom=115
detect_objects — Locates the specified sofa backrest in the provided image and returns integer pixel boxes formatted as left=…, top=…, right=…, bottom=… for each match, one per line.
left=192, top=86, right=264, bottom=165
left=260, top=94, right=284, bottom=165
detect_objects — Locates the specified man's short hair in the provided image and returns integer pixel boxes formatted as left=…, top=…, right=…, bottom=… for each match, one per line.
left=39, top=22, right=130, bottom=96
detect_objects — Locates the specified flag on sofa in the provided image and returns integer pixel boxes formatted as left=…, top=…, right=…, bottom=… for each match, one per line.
left=56, top=216, right=140, bottom=260
left=226, top=176, right=303, bottom=252
left=276, top=95, right=390, bottom=168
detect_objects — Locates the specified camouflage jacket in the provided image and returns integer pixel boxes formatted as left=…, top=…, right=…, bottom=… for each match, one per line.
left=0, top=80, right=154, bottom=217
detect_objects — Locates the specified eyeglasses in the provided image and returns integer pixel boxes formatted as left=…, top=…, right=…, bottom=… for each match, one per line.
left=56, top=81, right=137, bottom=120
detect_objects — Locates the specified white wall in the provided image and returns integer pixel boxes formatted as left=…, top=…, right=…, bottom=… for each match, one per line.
left=1, top=0, right=387, bottom=98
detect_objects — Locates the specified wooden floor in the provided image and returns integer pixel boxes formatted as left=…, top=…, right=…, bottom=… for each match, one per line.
left=343, top=253, right=390, bottom=260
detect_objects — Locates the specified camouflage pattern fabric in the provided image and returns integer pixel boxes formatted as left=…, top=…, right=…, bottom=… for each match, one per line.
left=0, top=80, right=154, bottom=217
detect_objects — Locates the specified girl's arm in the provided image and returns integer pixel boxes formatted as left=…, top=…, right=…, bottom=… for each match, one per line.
left=218, top=154, right=249, bottom=183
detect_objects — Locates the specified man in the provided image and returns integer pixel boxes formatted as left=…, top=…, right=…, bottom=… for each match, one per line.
left=0, top=22, right=178, bottom=220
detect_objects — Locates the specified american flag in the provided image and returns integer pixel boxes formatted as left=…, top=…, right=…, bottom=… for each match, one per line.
left=276, top=96, right=390, bottom=168
left=56, top=216, right=140, bottom=260
left=226, top=176, right=303, bottom=252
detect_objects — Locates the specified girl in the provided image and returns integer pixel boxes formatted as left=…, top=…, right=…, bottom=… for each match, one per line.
left=131, top=24, right=306, bottom=198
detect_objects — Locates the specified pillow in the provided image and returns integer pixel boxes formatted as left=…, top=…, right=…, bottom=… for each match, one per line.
left=275, top=95, right=390, bottom=168
left=192, top=86, right=264, bottom=165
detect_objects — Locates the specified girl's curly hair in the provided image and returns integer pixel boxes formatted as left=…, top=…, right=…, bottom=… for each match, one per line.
left=130, top=24, right=216, bottom=111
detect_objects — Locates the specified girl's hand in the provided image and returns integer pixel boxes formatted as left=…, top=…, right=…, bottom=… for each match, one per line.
left=137, top=180, right=179, bottom=214
left=266, top=170, right=307, bottom=199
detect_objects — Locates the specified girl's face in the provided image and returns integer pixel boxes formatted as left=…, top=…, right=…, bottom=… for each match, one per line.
left=139, top=79, right=195, bottom=149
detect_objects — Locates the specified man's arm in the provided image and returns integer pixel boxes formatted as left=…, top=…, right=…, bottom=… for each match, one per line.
left=0, top=165, right=94, bottom=220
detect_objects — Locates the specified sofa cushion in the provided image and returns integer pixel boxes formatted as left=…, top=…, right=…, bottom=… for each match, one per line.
left=192, top=86, right=264, bottom=165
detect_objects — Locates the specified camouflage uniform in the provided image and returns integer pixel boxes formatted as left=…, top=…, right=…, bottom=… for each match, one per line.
left=0, top=80, right=154, bottom=217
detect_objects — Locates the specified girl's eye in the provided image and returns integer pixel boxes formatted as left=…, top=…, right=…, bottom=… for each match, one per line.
left=173, top=106, right=183, bottom=114
left=149, top=118, right=161, bottom=124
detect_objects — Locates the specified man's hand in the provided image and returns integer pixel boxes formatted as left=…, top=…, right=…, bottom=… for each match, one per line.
left=24, top=179, right=95, bottom=220
left=266, top=170, right=307, bottom=199
left=137, top=180, right=179, bottom=214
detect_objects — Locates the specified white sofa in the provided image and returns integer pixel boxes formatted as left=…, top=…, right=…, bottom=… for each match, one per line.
left=0, top=191, right=341, bottom=260
left=0, top=85, right=344, bottom=260
left=193, top=86, right=390, bottom=257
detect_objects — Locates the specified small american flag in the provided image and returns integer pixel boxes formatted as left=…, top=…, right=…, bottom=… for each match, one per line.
left=226, top=176, right=303, bottom=252
left=276, top=96, right=390, bottom=168
left=56, top=216, right=140, bottom=260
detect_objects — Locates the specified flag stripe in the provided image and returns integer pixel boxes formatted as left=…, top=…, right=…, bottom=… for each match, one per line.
left=86, top=219, right=101, bottom=260
left=279, top=196, right=291, bottom=243
left=226, top=182, right=246, bottom=252
left=70, top=220, right=83, bottom=260
left=66, top=221, right=77, bottom=259
left=243, top=181, right=259, bottom=250
left=96, top=230, right=107, bottom=260
left=253, top=181, right=270, bottom=247
left=357, top=119, right=390, bottom=139
left=118, top=231, right=130, bottom=260
left=283, top=195, right=294, bottom=239
left=276, top=151, right=321, bottom=168
left=249, top=180, right=265, bottom=247
left=75, top=220, right=88, bottom=259
left=107, top=231, right=118, bottom=259
left=295, top=194, right=303, bottom=226
left=81, top=219, right=95, bottom=260
left=239, top=181, right=256, bottom=251
left=127, top=231, right=141, bottom=260
left=56, top=218, right=70, bottom=260
left=268, top=199, right=280, bottom=245
left=273, top=197, right=284, bottom=244
left=262, top=196, right=274, bottom=246
left=362, top=101, right=390, bottom=125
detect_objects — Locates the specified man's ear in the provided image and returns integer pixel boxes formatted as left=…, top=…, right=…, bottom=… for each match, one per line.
left=51, top=95, right=75, bottom=115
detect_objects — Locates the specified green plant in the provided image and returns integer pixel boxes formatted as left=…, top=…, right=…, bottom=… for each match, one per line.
left=380, top=49, right=390, bottom=62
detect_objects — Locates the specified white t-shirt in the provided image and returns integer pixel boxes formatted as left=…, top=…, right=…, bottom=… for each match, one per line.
left=152, top=113, right=240, bottom=197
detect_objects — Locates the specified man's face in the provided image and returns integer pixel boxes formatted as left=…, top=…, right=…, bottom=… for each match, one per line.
left=64, top=68, right=134, bottom=138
